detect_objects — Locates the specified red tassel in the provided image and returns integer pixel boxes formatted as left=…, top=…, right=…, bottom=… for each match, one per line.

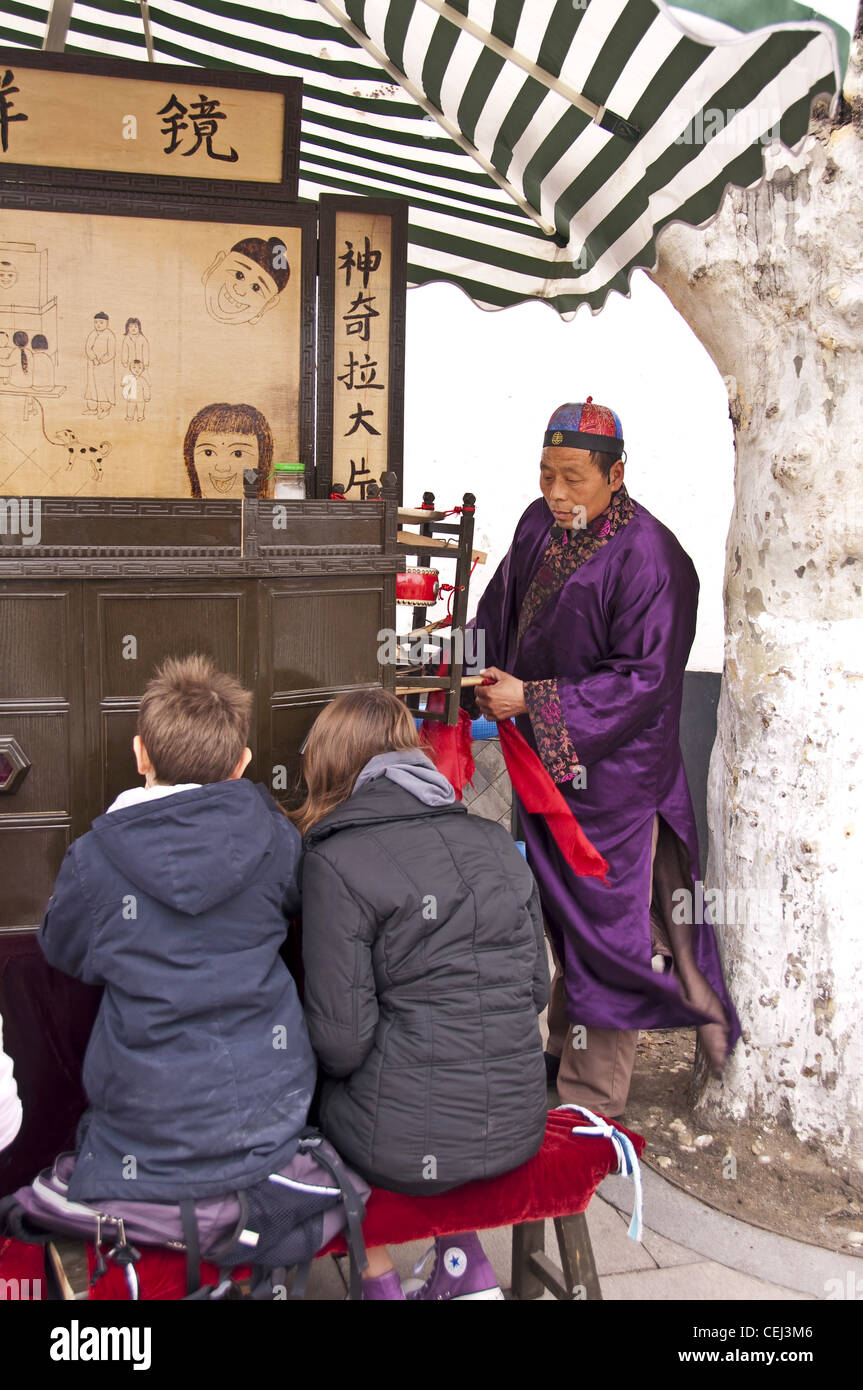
left=419, top=660, right=475, bottom=799
left=420, top=706, right=475, bottom=800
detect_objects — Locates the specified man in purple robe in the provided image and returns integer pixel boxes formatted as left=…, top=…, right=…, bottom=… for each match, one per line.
left=473, top=399, right=740, bottom=1119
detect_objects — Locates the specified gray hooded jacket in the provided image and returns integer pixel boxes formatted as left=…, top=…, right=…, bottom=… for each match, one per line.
left=300, top=751, right=549, bottom=1195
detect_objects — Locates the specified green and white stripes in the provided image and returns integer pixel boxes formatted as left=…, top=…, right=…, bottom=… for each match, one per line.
left=0, top=0, right=844, bottom=315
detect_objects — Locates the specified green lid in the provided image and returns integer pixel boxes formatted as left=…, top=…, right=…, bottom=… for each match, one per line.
left=273, top=461, right=305, bottom=473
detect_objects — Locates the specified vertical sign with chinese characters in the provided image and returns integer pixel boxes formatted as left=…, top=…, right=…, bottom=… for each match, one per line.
left=317, top=196, right=407, bottom=502
left=334, top=216, right=389, bottom=499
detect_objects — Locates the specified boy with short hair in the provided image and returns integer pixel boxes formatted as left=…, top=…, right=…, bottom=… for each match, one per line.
left=39, top=654, right=316, bottom=1205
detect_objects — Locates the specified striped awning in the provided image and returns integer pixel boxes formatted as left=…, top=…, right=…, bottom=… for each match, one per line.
left=0, top=1, right=847, bottom=316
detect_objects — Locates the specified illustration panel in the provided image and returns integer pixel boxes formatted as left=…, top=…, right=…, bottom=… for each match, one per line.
left=0, top=206, right=311, bottom=499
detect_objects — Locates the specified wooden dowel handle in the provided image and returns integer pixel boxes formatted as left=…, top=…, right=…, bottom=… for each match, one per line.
left=395, top=674, right=486, bottom=696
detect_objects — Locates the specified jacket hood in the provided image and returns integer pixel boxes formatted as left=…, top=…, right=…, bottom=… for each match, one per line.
left=90, top=779, right=279, bottom=916
left=304, top=776, right=466, bottom=849
left=353, top=749, right=456, bottom=807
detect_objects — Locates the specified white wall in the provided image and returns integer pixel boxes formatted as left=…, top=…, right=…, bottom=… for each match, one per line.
left=403, top=269, right=735, bottom=672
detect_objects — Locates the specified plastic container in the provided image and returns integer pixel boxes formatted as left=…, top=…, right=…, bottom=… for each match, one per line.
left=272, top=461, right=305, bottom=500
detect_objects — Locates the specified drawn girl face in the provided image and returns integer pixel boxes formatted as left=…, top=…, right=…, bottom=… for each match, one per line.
left=193, top=432, right=259, bottom=497
left=0, top=264, right=18, bottom=291
left=203, top=252, right=280, bottom=324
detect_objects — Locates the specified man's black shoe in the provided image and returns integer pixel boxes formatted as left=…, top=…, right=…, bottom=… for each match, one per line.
left=544, top=1051, right=561, bottom=1086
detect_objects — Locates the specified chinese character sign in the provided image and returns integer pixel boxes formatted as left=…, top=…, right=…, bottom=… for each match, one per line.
left=331, top=214, right=393, bottom=499
left=0, top=64, right=289, bottom=187
left=157, top=93, right=239, bottom=163
left=0, top=69, right=27, bottom=156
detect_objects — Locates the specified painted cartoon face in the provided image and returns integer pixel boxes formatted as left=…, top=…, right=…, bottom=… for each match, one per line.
left=0, top=264, right=18, bottom=291
left=193, top=433, right=259, bottom=497
left=203, top=252, right=280, bottom=324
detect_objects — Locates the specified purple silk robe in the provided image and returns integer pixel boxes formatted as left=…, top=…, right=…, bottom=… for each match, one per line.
left=474, top=486, right=740, bottom=1042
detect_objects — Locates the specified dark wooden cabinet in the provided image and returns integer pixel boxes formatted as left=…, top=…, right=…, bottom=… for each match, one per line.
left=0, top=496, right=399, bottom=931
left=0, top=497, right=400, bottom=1191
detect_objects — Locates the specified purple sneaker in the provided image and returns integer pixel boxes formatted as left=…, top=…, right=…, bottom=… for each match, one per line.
left=362, top=1268, right=406, bottom=1300
left=405, top=1232, right=504, bottom=1301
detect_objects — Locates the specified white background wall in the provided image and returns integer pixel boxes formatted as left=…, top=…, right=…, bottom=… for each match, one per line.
left=403, top=269, right=734, bottom=672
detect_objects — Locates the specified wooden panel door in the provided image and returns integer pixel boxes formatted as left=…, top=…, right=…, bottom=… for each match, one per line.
left=0, top=583, right=85, bottom=932
left=0, top=582, right=96, bottom=1197
left=258, top=573, right=392, bottom=807
left=82, top=584, right=253, bottom=822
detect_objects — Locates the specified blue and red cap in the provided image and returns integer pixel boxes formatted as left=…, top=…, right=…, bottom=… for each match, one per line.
left=544, top=398, right=624, bottom=456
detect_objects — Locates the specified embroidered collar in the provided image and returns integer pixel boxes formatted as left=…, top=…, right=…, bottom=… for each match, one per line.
left=517, top=485, right=635, bottom=646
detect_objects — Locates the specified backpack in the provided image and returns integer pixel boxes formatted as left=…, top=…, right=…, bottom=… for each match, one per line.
left=0, top=1129, right=370, bottom=1301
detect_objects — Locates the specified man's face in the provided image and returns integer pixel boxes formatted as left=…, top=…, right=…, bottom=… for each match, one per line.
left=539, top=446, right=622, bottom=527
left=0, top=264, right=17, bottom=291
left=203, top=252, right=280, bottom=324
left=94, top=318, right=108, bottom=332
left=193, top=432, right=259, bottom=497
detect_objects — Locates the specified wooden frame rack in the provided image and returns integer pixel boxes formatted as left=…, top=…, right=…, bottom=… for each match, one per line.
left=394, top=489, right=479, bottom=727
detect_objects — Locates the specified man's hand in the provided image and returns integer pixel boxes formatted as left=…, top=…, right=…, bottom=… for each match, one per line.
left=474, top=667, right=527, bottom=721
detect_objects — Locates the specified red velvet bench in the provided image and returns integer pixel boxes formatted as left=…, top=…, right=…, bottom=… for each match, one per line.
left=0, top=1233, right=47, bottom=1299
left=75, top=1108, right=645, bottom=1302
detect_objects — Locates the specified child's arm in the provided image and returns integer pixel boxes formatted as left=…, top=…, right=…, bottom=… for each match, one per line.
left=38, top=847, right=100, bottom=984
left=300, top=849, right=378, bottom=1079
left=527, top=880, right=550, bottom=1014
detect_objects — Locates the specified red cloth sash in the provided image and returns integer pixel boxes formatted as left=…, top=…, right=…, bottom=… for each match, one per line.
left=496, top=719, right=609, bottom=883
left=416, top=661, right=607, bottom=881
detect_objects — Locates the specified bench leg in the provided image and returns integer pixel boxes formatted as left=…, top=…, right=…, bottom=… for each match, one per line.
left=510, top=1213, right=603, bottom=1301
left=554, top=1213, right=602, bottom=1300
left=511, top=1220, right=547, bottom=1300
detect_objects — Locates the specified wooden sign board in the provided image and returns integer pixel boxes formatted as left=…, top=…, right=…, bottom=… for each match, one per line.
left=0, top=51, right=301, bottom=202
left=316, top=196, right=407, bottom=501
left=0, top=195, right=315, bottom=499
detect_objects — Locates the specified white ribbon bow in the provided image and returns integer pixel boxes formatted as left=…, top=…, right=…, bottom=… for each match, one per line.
left=555, top=1103, right=644, bottom=1243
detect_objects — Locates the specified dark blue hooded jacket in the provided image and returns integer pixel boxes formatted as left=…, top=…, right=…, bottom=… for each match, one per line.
left=38, top=779, right=316, bottom=1203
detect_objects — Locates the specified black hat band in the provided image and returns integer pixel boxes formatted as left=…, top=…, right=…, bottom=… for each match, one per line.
left=543, top=428, right=624, bottom=454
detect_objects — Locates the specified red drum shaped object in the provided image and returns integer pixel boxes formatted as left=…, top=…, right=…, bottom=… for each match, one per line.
left=396, top=567, right=439, bottom=606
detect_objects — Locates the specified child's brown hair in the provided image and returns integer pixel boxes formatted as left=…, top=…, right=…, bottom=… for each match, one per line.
left=137, top=654, right=252, bottom=785
left=290, top=688, right=422, bottom=835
